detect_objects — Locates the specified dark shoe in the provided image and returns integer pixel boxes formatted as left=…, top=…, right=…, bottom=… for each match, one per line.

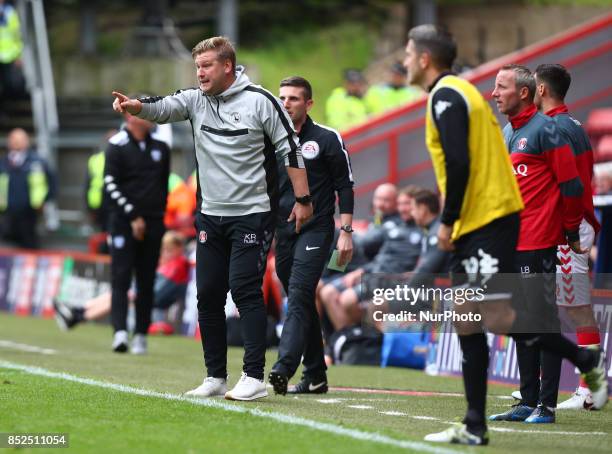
left=53, top=299, right=78, bottom=331
left=287, top=375, right=328, bottom=394
left=525, top=404, right=555, bottom=423
left=489, top=403, right=535, bottom=421
left=268, top=370, right=289, bottom=395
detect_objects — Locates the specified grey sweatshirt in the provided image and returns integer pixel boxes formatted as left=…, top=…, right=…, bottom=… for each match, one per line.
left=137, top=66, right=304, bottom=216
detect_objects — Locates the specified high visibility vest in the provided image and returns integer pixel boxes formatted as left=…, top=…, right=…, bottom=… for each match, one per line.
left=0, top=174, right=8, bottom=210
left=364, top=85, right=423, bottom=115
left=87, top=151, right=106, bottom=210
left=28, top=163, right=48, bottom=209
left=0, top=159, right=49, bottom=211
left=325, top=87, right=368, bottom=131
left=0, top=5, right=23, bottom=64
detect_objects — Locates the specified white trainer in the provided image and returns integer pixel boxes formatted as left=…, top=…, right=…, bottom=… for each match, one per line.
left=131, top=334, right=147, bottom=355
left=184, top=377, right=227, bottom=398
left=112, top=330, right=129, bottom=353
left=511, top=390, right=522, bottom=401
left=557, top=387, right=592, bottom=410
left=224, top=373, right=268, bottom=401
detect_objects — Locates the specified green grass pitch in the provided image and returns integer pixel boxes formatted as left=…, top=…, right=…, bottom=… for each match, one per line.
left=0, top=313, right=609, bottom=453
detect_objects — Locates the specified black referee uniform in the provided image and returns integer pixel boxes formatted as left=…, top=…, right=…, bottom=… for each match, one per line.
left=272, top=115, right=354, bottom=382
left=104, top=129, right=169, bottom=335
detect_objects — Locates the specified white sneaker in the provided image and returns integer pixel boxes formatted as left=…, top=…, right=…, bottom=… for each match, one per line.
left=511, top=390, right=522, bottom=401
left=112, top=330, right=128, bottom=353
left=424, top=423, right=488, bottom=445
left=184, top=377, right=227, bottom=398
left=224, top=372, right=268, bottom=401
left=131, top=334, right=147, bottom=355
left=581, top=349, right=609, bottom=410
left=557, top=387, right=592, bottom=410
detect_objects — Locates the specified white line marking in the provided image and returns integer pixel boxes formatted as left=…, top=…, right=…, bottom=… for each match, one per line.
left=0, top=361, right=460, bottom=454
left=0, top=340, right=56, bottom=355
left=380, top=411, right=407, bottom=416
left=316, top=399, right=343, bottom=404
left=412, top=416, right=440, bottom=421
left=347, top=405, right=374, bottom=410
left=488, top=427, right=607, bottom=436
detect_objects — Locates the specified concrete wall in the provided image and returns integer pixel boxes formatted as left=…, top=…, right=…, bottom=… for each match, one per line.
left=440, top=5, right=610, bottom=67
left=53, top=58, right=197, bottom=97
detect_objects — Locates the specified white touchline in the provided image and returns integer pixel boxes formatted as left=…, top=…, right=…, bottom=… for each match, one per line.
left=0, top=360, right=460, bottom=454
left=347, top=405, right=374, bottom=410
left=488, top=427, right=607, bottom=436
left=0, top=340, right=56, bottom=355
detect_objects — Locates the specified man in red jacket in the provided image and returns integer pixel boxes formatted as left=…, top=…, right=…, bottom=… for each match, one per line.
left=534, top=63, right=602, bottom=411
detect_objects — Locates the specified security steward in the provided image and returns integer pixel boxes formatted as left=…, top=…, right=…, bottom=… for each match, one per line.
left=0, top=128, right=55, bottom=249
left=269, top=76, right=354, bottom=395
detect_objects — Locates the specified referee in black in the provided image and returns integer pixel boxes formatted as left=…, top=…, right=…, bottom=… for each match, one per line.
left=104, top=105, right=170, bottom=355
left=269, top=76, right=354, bottom=395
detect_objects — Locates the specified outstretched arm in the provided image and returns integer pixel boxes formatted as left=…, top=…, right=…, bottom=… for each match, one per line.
left=112, top=91, right=142, bottom=115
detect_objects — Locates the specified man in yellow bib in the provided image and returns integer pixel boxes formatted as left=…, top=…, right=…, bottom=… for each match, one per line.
left=404, top=25, right=607, bottom=445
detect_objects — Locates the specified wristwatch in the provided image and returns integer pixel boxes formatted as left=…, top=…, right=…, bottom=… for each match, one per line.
left=295, top=194, right=312, bottom=205
left=340, top=224, right=354, bottom=233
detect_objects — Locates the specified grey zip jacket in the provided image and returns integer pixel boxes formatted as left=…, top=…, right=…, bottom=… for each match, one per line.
left=137, top=66, right=304, bottom=216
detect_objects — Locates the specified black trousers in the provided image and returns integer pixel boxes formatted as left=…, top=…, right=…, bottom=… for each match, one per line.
left=513, top=247, right=561, bottom=408
left=109, top=215, right=165, bottom=335
left=1, top=209, right=39, bottom=249
left=273, top=217, right=334, bottom=380
left=195, top=211, right=274, bottom=381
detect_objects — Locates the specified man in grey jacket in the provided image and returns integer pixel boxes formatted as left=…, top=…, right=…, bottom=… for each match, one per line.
left=113, top=36, right=312, bottom=401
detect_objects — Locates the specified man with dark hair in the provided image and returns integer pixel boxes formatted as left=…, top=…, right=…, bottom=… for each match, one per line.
left=404, top=24, right=607, bottom=445
left=267, top=76, right=354, bottom=395
left=533, top=64, right=601, bottom=411
left=407, top=189, right=449, bottom=288
left=103, top=108, right=170, bottom=356
left=489, top=63, right=607, bottom=423
left=112, top=36, right=313, bottom=401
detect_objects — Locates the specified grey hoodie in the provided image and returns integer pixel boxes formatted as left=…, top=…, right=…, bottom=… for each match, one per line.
left=137, top=66, right=304, bottom=216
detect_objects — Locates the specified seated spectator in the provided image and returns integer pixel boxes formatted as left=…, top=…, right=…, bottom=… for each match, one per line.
left=53, top=231, right=190, bottom=334
left=404, top=189, right=449, bottom=289
left=364, top=62, right=423, bottom=115
left=319, top=185, right=423, bottom=331
left=352, top=182, right=401, bottom=264
left=316, top=182, right=400, bottom=339
left=325, top=69, right=369, bottom=131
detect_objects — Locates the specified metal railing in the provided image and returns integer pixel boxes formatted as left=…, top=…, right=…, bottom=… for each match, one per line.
left=16, top=0, right=58, bottom=166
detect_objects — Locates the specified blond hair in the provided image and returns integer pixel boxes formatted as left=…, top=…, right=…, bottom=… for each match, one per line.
left=162, top=230, right=185, bottom=249
left=191, top=36, right=236, bottom=71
